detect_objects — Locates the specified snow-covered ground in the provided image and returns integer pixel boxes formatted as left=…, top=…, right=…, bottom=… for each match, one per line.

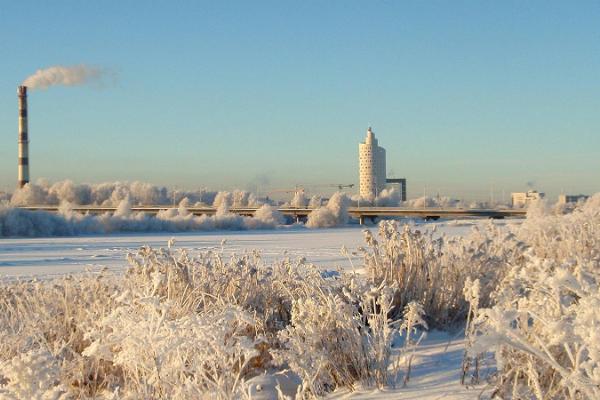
left=0, top=220, right=484, bottom=280
left=0, top=226, right=363, bottom=279
left=328, top=331, right=493, bottom=400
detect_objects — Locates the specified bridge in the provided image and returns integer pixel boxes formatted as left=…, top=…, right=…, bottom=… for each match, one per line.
left=18, top=205, right=526, bottom=224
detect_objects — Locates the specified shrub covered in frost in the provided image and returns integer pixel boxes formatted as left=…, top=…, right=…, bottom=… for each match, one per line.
left=290, top=191, right=308, bottom=208
left=306, top=192, right=350, bottom=228
left=361, top=220, right=525, bottom=327
left=276, top=281, right=392, bottom=395
left=469, top=195, right=600, bottom=399
left=405, top=195, right=463, bottom=208
left=0, top=199, right=284, bottom=237
left=9, top=179, right=261, bottom=208
left=0, top=239, right=422, bottom=398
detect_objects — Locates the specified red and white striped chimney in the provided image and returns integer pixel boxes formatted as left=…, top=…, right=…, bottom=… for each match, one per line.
left=17, top=85, right=29, bottom=188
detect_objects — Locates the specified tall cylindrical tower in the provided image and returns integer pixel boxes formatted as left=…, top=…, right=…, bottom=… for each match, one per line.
left=359, top=127, right=386, bottom=199
left=17, top=85, right=29, bottom=188
left=359, top=127, right=376, bottom=198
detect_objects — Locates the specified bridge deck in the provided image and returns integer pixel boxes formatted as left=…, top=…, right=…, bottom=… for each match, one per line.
left=17, top=206, right=526, bottom=220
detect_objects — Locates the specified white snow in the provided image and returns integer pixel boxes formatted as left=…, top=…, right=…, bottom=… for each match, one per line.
left=328, top=331, right=493, bottom=399
left=0, top=221, right=485, bottom=280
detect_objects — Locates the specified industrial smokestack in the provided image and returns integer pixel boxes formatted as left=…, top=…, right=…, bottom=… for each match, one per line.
left=17, top=85, right=29, bottom=188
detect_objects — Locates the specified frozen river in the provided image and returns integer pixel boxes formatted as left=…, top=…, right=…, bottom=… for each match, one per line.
left=0, top=221, right=485, bottom=279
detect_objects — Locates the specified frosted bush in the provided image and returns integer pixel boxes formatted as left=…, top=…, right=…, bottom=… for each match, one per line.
left=290, top=191, right=308, bottom=208
left=212, top=191, right=233, bottom=208
left=518, top=194, right=599, bottom=262
left=8, top=182, right=50, bottom=206
left=461, top=277, right=483, bottom=384
left=232, top=190, right=258, bottom=208
left=250, top=204, right=285, bottom=227
left=212, top=190, right=259, bottom=209
left=276, top=280, right=419, bottom=396
left=362, top=220, right=525, bottom=327
left=350, top=188, right=405, bottom=208
left=399, top=301, right=428, bottom=386
left=306, top=192, right=349, bottom=228
left=374, top=187, right=403, bottom=207
left=405, top=196, right=463, bottom=208
left=0, top=200, right=287, bottom=237
left=10, top=179, right=219, bottom=207
left=470, top=194, right=600, bottom=399
left=0, top=245, right=293, bottom=398
left=308, top=195, right=322, bottom=208
left=472, top=258, right=600, bottom=399
left=0, top=349, right=69, bottom=400
left=3, top=179, right=281, bottom=237
left=0, top=236, right=423, bottom=398
left=83, top=300, right=265, bottom=399
left=0, top=206, right=78, bottom=237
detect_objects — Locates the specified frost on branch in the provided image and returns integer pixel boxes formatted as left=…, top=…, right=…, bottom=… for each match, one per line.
left=471, top=194, right=600, bottom=399
left=360, top=219, right=524, bottom=327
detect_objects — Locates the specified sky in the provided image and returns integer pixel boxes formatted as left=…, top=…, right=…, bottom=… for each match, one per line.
left=0, top=1, right=598, bottom=201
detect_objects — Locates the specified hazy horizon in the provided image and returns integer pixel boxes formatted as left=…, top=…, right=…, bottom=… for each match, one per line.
left=1, top=1, right=599, bottom=201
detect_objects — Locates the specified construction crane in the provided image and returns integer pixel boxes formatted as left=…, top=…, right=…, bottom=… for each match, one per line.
left=331, top=183, right=355, bottom=190
left=297, top=183, right=355, bottom=191
left=266, top=185, right=305, bottom=195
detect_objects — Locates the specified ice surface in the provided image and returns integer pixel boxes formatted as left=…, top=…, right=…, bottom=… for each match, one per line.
left=0, top=221, right=482, bottom=280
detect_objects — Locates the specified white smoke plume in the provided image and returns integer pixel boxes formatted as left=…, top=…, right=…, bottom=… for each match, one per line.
left=22, top=64, right=115, bottom=90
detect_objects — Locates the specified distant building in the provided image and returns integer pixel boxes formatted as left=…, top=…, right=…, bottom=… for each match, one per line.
left=558, top=194, right=589, bottom=204
left=386, top=178, right=407, bottom=202
left=511, top=190, right=545, bottom=208
left=359, top=127, right=386, bottom=199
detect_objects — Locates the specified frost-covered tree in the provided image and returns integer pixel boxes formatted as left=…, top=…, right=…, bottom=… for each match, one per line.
left=470, top=194, right=600, bottom=399
left=290, top=190, right=308, bottom=208
left=306, top=192, right=349, bottom=228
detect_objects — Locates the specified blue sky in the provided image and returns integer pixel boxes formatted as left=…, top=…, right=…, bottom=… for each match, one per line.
left=0, top=1, right=598, bottom=200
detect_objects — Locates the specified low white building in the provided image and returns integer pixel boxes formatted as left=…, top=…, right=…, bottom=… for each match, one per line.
left=558, top=194, right=589, bottom=204
left=511, top=190, right=545, bottom=208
